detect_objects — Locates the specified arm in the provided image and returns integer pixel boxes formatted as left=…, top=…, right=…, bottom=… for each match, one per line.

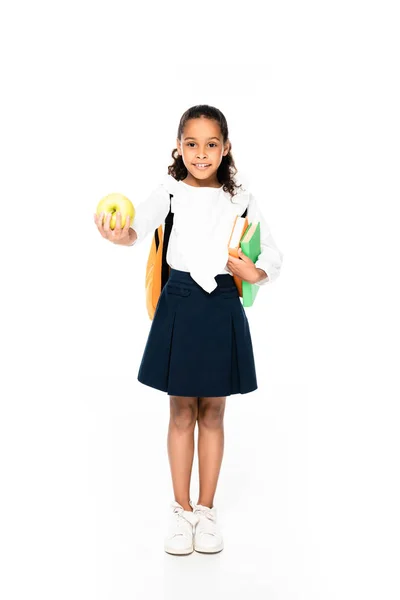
left=246, top=192, right=284, bottom=286
left=128, top=184, right=171, bottom=246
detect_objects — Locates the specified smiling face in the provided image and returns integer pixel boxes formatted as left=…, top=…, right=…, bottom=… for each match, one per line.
left=176, top=116, right=231, bottom=187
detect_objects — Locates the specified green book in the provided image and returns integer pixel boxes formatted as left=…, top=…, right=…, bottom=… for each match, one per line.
left=240, top=221, right=261, bottom=307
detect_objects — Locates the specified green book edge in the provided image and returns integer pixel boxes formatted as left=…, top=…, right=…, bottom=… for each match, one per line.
left=240, top=222, right=261, bottom=307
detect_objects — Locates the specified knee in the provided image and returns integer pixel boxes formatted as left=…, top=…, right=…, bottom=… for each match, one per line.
left=198, top=398, right=226, bottom=430
left=169, top=396, right=198, bottom=431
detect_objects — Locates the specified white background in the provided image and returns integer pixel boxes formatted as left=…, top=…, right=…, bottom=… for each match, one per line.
left=1, top=1, right=399, bottom=598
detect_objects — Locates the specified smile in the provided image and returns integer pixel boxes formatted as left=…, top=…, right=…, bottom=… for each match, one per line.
left=193, top=164, right=211, bottom=169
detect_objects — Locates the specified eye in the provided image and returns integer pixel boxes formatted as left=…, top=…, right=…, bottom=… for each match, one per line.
left=186, top=142, right=217, bottom=148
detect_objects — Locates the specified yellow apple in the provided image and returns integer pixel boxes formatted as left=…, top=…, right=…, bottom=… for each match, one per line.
left=96, top=193, right=135, bottom=230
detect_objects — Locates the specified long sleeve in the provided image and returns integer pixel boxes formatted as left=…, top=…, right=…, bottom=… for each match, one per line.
left=130, top=184, right=171, bottom=246
left=246, top=192, right=284, bottom=286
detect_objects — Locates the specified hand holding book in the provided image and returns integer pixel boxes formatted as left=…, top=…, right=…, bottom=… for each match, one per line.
left=227, top=217, right=268, bottom=307
left=227, top=249, right=266, bottom=284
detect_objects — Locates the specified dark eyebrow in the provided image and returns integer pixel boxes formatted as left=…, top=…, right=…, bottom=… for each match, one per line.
left=184, top=136, right=220, bottom=141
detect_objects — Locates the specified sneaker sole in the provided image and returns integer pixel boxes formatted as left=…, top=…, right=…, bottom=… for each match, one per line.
left=164, top=544, right=194, bottom=555
left=194, top=542, right=224, bottom=553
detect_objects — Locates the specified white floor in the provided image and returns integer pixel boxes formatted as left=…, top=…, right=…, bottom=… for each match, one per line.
left=84, top=377, right=311, bottom=600
left=72, top=373, right=397, bottom=600
left=3, top=360, right=398, bottom=600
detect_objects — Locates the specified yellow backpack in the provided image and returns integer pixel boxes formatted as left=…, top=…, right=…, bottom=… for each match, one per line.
left=145, top=194, right=248, bottom=320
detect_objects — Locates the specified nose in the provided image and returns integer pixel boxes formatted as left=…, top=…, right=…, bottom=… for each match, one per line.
left=195, top=148, right=208, bottom=159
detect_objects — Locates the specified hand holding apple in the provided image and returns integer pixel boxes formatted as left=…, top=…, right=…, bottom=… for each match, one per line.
left=94, top=193, right=136, bottom=245
left=94, top=210, right=135, bottom=245
left=96, top=193, right=135, bottom=230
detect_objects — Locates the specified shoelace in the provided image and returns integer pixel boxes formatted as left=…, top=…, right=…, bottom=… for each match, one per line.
left=194, top=506, right=217, bottom=536
left=170, top=505, right=197, bottom=538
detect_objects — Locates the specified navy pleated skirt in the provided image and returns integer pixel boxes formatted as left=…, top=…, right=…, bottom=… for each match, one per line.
left=137, top=268, right=258, bottom=397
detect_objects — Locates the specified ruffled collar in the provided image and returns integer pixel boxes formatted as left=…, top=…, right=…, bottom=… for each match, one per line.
left=160, top=174, right=249, bottom=210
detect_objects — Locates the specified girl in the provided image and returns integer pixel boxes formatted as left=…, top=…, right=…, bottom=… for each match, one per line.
left=94, top=105, right=283, bottom=555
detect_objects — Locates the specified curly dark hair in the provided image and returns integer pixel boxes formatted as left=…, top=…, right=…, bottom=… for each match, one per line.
left=167, top=104, right=244, bottom=200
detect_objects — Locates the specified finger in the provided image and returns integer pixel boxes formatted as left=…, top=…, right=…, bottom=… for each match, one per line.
left=114, top=211, right=122, bottom=235
left=103, top=212, right=112, bottom=235
left=98, top=211, right=105, bottom=229
left=95, top=212, right=107, bottom=237
left=123, top=214, right=130, bottom=232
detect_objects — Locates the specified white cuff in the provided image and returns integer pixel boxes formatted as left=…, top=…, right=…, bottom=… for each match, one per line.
left=254, top=259, right=279, bottom=286
left=129, top=226, right=145, bottom=246
left=254, top=266, right=270, bottom=286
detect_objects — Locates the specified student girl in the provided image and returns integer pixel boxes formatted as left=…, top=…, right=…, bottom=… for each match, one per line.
left=94, top=104, right=283, bottom=555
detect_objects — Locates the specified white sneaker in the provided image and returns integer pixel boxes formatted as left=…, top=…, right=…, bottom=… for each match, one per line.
left=191, top=502, right=224, bottom=553
left=164, top=501, right=199, bottom=555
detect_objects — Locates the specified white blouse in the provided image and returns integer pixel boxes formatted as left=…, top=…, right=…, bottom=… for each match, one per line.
left=131, top=174, right=283, bottom=294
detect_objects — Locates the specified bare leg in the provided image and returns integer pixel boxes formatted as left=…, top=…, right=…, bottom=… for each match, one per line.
left=167, top=396, right=198, bottom=511
left=197, top=396, right=226, bottom=509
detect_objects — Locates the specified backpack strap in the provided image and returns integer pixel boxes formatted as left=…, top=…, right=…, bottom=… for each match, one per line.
left=158, top=195, right=248, bottom=291
left=160, top=194, right=174, bottom=290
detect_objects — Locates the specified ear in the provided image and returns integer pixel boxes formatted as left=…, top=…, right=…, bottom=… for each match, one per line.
left=223, top=139, right=231, bottom=157
left=176, top=138, right=182, bottom=156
